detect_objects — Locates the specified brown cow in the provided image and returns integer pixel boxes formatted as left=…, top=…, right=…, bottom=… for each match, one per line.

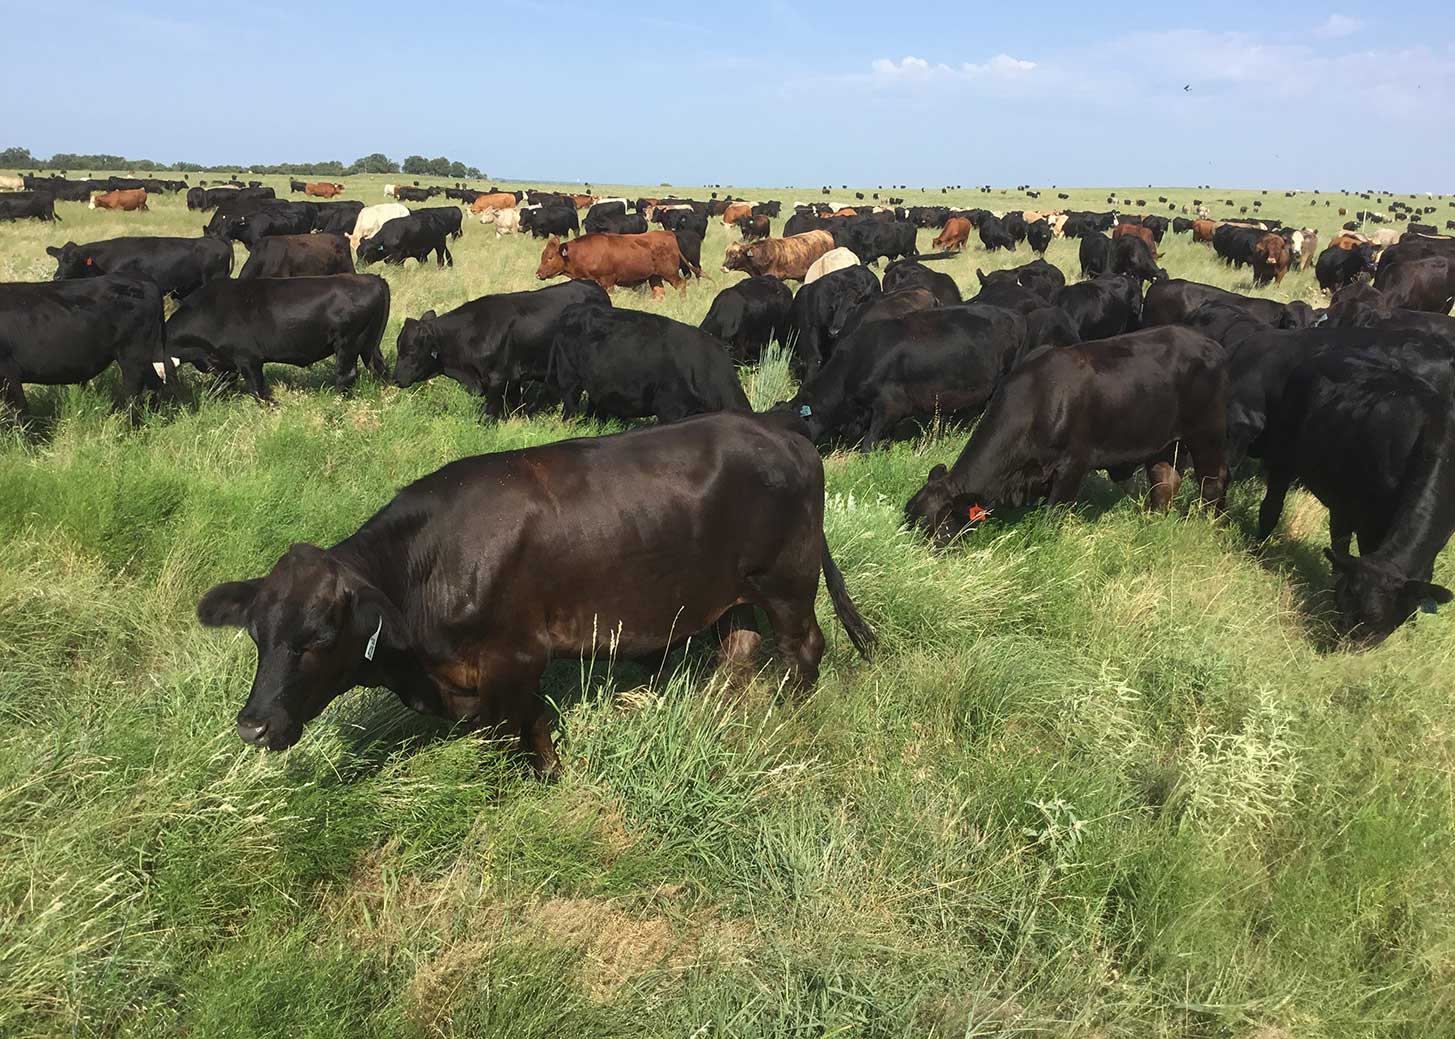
left=721, top=201, right=753, bottom=226
left=1251, top=233, right=1291, bottom=286
left=536, top=230, right=696, bottom=299
left=1330, top=232, right=1369, bottom=250
left=738, top=214, right=771, bottom=241
left=1112, top=223, right=1158, bottom=251
left=721, top=230, right=835, bottom=281
left=1192, top=219, right=1217, bottom=243
left=569, top=194, right=594, bottom=209
left=470, top=192, right=519, bottom=214
left=305, top=182, right=345, bottom=198
left=932, top=216, right=971, bottom=251
left=89, top=188, right=148, bottom=212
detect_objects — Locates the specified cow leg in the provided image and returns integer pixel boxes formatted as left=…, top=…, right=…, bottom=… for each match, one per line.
left=761, top=597, right=826, bottom=692
left=1145, top=457, right=1182, bottom=512
left=648, top=276, right=665, bottom=301
left=1257, top=468, right=1293, bottom=541
left=0, top=358, right=31, bottom=425
left=333, top=346, right=360, bottom=393
left=860, top=393, right=905, bottom=453
left=1187, top=432, right=1229, bottom=513
left=239, top=360, right=273, bottom=403
left=1046, top=464, right=1088, bottom=508
left=716, top=604, right=762, bottom=682
left=1328, top=510, right=1354, bottom=557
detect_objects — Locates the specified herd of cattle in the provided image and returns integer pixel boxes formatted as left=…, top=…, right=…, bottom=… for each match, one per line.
left=3, top=172, right=1455, bottom=767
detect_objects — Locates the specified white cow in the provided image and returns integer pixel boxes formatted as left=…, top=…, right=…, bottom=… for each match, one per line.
left=349, top=203, right=410, bottom=249
left=383, top=184, right=398, bottom=199
left=0, top=174, right=24, bottom=192
left=1371, top=227, right=1402, bottom=248
left=480, top=207, right=520, bottom=236
left=804, top=247, right=860, bottom=284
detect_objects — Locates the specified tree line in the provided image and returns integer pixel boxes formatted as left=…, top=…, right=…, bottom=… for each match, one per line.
left=0, top=147, right=482, bottom=179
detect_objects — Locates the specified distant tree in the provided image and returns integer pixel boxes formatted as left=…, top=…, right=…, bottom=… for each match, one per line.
left=447, top=160, right=468, bottom=179
left=0, top=145, right=34, bottom=167
left=466, top=166, right=482, bottom=178
left=349, top=152, right=398, bottom=175
left=425, top=155, right=451, bottom=177
left=402, top=155, right=429, bottom=175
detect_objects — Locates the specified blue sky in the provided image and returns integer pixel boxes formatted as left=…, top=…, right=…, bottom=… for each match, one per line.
left=3, top=1, right=1452, bottom=191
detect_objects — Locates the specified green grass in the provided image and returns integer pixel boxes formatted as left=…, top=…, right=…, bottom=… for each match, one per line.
left=1, top=173, right=1453, bottom=1038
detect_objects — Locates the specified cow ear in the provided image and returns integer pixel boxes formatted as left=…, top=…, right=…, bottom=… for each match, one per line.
left=45, top=245, right=61, bottom=257
left=420, top=309, right=436, bottom=322
left=558, top=242, right=569, bottom=259
left=1411, top=581, right=1454, bottom=607
left=976, top=268, right=987, bottom=283
left=928, top=463, right=948, bottom=482
left=197, top=579, right=262, bottom=628
left=349, top=583, right=407, bottom=658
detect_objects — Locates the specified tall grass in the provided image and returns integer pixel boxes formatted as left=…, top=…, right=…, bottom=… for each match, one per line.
left=0, top=174, right=1452, bottom=1037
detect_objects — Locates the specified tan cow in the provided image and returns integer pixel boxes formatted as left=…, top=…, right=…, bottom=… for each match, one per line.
left=1192, top=219, right=1217, bottom=243
left=932, top=216, right=971, bottom=251
left=804, top=247, right=860, bottom=284
left=89, top=188, right=148, bottom=211
left=721, top=230, right=835, bottom=281
left=536, top=230, right=696, bottom=298
left=348, top=202, right=411, bottom=249
left=470, top=192, right=518, bottom=214
left=305, top=182, right=345, bottom=198
left=721, top=201, right=753, bottom=226
left=0, top=174, right=23, bottom=191
left=480, top=207, right=520, bottom=236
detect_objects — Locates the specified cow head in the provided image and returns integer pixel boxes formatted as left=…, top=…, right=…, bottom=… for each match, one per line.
left=45, top=242, right=98, bottom=280
left=904, top=463, right=979, bottom=546
left=356, top=235, right=390, bottom=265
left=721, top=242, right=752, bottom=274
left=535, top=237, right=567, bottom=280
left=198, top=544, right=406, bottom=750
left=1325, top=549, right=1452, bottom=649
left=393, top=311, right=441, bottom=387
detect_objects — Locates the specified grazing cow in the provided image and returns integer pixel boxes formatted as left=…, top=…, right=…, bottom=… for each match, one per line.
left=722, top=230, right=836, bottom=281
left=0, top=276, right=169, bottom=423
left=1079, top=233, right=1113, bottom=278
left=414, top=206, right=465, bottom=241
left=394, top=282, right=608, bottom=417
left=721, top=201, right=754, bottom=226
left=833, top=219, right=918, bottom=265
left=584, top=210, right=649, bottom=235
left=1317, top=240, right=1378, bottom=293
left=289, top=179, right=307, bottom=193
left=89, top=188, right=148, bottom=211
left=932, top=217, right=971, bottom=251
left=904, top=326, right=1230, bottom=542
left=549, top=304, right=750, bottom=422
left=479, top=206, right=521, bottom=236
left=831, top=287, right=941, bottom=343
left=238, top=234, right=355, bottom=280
left=394, top=186, right=432, bottom=203
left=536, top=230, right=693, bottom=298
left=196, top=411, right=875, bottom=769
left=1112, top=235, right=1166, bottom=284
left=881, top=258, right=961, bottom=305
left=357, top=214, right=454, bottom=267
left=736, top=214, right=771, bottom=241
left=227, top=205, right=318, bottom=249
left=1192, top=219, right=1217, bottom=243
left=348, top=203, right=410, bottom=250
left=1257, top=347, right=1455, bottom=646
left=0, top=192, right=59, bottom=222
left=520, top=204, right=580, bottom=239
left=0, top=174, right=24, bottom=191
left=167, top=275, right=390, bottom=398
left=1213, top=224, right=1267, bottom=267
left=46, top=235, right=233, bottom=299
left=672, top=229, right=704, bottom=280
left=470, top=192, right=520, bottom=214
left=804, top=246, right=860, bottom=285
left=305, top=182, right=345, bottom=199
left=786, top=264, right=881, bottom=378
left=1144, top=279, right=1316, bottom=328
left=1373, top=256, right=1454, bottom=314
left=1172, top=217, right=1194, bottom=235
left=700, top=276, right=793, bottom=362
left=977, top=215, right=1016, bottom=252
left=787, top=305, right=1027, bottom=452
left=1251, top=233, right=1292, bottom=286
left=978, top=258, right=1065, bottom=302
left=1026, top=219, right=1053, bottom=254
left=1053, top=275, right=1142, bottom=341
left=311, top=200, right=365, bottom=235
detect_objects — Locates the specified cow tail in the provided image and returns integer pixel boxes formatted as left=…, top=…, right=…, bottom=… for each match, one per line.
left=821, top=537, right=876, bottom=659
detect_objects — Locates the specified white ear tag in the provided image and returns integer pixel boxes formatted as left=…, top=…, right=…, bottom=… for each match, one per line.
left=364, top=615, right=382, bottom=661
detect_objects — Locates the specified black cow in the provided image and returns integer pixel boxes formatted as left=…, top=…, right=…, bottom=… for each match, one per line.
left=785, top=265, right=881, bottom=379
left=1079, top=233, right=1113, bottom=277
left=1143, top=279, right=1316, bottom=328
left=832, top=287, right=942, bottom=342
left=206, top=197, right=312, bottom=238
left=903, top=326, right=1230, bottom=543
left=673, top=229, right=704, bottom=280
left=832, top=219, right=917, bottom=265
left=1374, top=253, right=1454, bottom=314
left=977, top=215, right=1016, bottom=252
left=394, top=186, right=432, bottom=203
left=1257, top=346, right=1454, bottom=646
left=1113, top=235, right=1167, bottom=284
left=1213, top=224, right=1264, bottom=267
left=786, top=305, right=1027, bottom=452
left=584, top=210, right=649, bottom=235
left=289, top=179, right=307, bottom=193
left=753, top=201, right=782, bottom=218
left=1053, top=275, right=1142, bottom=341
left=700, top=276, right=793, bottom=362
left=657, top=207, right=709, bottom=238
left=357, top=214, right=454, bottom=267
left=1316, top=242, right=1378, bottom=293
left=394, top=282, right=609, bottom=419
left=784, top=212, right=828, bottom=237
left=976, top=258, right=1065, bottom=302
left=195, top=411, right=875, bottom=770
left=46, top=235, right=233, bottom=299
left=0, top=276, right=169, bottom=422
left=1172, top=217, right=1194, bottom=235
left=1023, top=306, right=1082, bottom=351
left=227, top=205, right=318, bottom=249
left=238, top=234, right=355, bottom=280
left=1142, top=215, right=1170, bottom=242
left=1002, top=212, right=1028, bottom=243
left=0, top=192, right=59, bottom=222
left=584, top=200, right=627, bottom=230
left=166, top=274, right=390, bottom=398
left=520, top=204, right=579, bottom=239
left=414, top=206, right=465, bottom=241
left=312, top=200, right=366, bottom=235
left=1026, top=219, right=1052, bottom=255
left=881, top=258, right=961, bottom=305
left=548, top=304, right=751, bottom=423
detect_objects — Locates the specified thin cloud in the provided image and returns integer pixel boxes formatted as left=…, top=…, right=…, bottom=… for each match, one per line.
left=1314, top=14, right=1362, bottom=39
left=870, top=54, right=1037, bottom=84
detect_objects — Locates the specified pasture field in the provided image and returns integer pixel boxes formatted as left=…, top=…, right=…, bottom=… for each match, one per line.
left=0, top=173, right=1452, bottom=1038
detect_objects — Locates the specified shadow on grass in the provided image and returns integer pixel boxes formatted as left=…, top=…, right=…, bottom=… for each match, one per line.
left=1226, top=498, right=1345, bottom=653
